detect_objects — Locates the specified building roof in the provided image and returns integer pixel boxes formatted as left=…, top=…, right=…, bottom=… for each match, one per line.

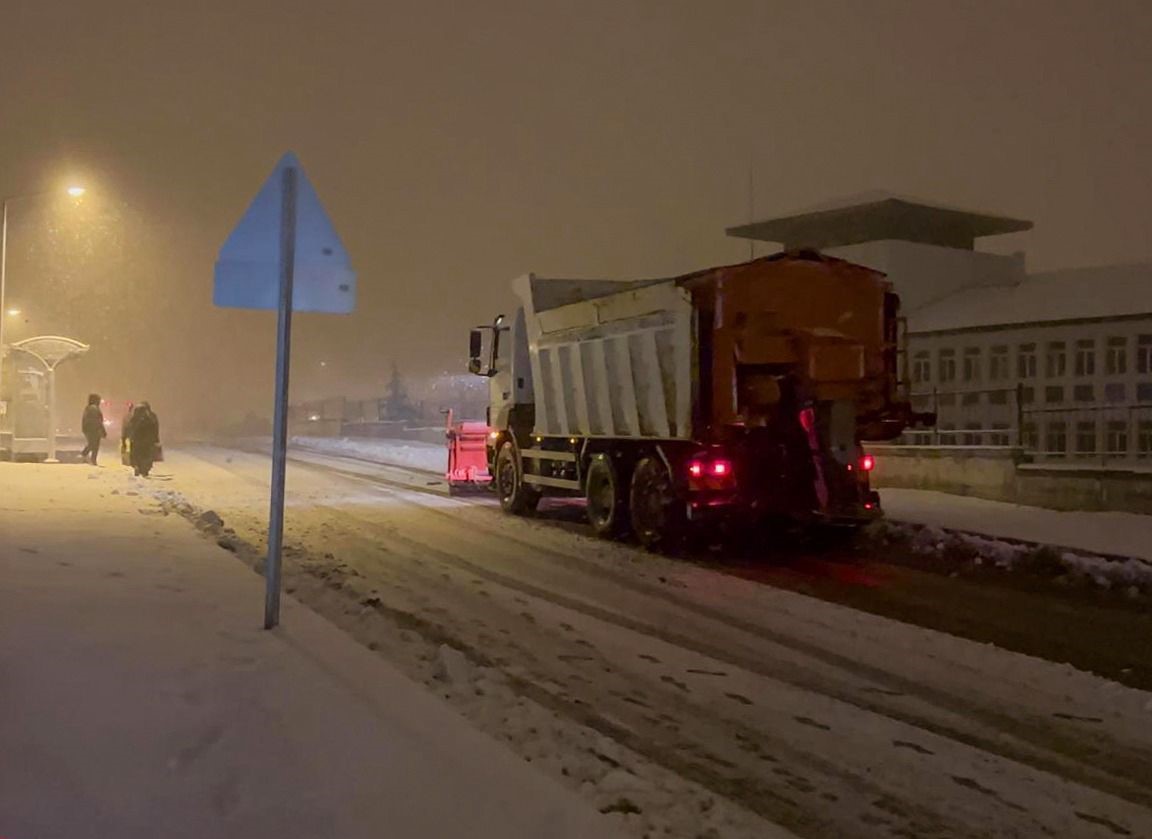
left=909, top=262, right=1152, bottom=333
left=726, top=192, right=1033, bottom=250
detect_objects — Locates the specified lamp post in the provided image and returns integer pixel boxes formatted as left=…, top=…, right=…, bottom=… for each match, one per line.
left=0, top=185, right=85, bottom=409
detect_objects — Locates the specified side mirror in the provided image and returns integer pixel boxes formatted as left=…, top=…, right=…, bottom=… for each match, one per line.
left=469, top=329, right=483, bottom=361
left=468, top=358, right=483, bottom=376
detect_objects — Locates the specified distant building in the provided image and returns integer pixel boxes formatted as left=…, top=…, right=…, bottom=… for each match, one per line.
left=728, top=193, right=1152, bottom=463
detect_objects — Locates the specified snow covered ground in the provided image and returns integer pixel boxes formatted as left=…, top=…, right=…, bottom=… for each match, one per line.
left=0, top=461, right=623, bottom=839
left=882, top=487, right=1152, bottom=562
left=285, top=437, right=1152, bottom=568
left=114, top=444, right=1152, bottom=838
left=289, top=435, right=445, bottom=473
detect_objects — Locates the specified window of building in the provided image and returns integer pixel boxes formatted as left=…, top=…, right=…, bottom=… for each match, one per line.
left=1139, top=421, right=1152, bottom=458
left=989, top=389, right=1009, bottom=405
left=938, top=349, right=956, bottom=383
left=1073, top=384, right=1094, bottom=403
left=1075, top=421, right=1097, bottom=457
left=1139, top=382, right=1152, bottom=403
left=1045, top=421, right=1067, bottom=457
left=988, top=346, right=1009, bottom=381
left=1106, top=421, right=1128, bottom=457
left=1046, top=341, right=1067, bottom=378
left=1106, top=337, right=1128, bottom=375
left=990, top=423, right=1010, bottom=446
left=962, top=347, right=981, bottom=382
left=1104, top=383, right=1126, bottom=403
left=1045, top=385, right=1064, bottom=404
left=962, top=423, right=981, bottom=446
left=1138, top=335, right=1152, bottom=375
left=940, top=423, right=956, bottom=444
left=937, top=392, right=956, bottom=407
left=962, top=392, right=981, bottom=406
left=1020, top=386, right=1035, bottom=404
left=1075, top=339, right=1096, bottom=377
left=1021, top=421, right=1038, bottom=451
left=1017, top=343, right=1037, bottom=379
left=911, top=392, right=934, bottom=413
left=912, top=351, right=931, bottom=384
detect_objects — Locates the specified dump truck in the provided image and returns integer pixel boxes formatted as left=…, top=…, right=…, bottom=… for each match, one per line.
left=468, top=251, right=925, bottom=548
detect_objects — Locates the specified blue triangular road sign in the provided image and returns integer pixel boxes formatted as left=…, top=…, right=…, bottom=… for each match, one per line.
left=213, top=152, right=356, bottom=313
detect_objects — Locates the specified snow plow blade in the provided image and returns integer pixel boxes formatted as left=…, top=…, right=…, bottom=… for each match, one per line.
left=445, top=412, right=493, bottom=491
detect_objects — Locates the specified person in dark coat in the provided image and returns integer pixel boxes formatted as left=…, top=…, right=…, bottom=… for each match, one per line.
left=128, top=402, right=160, bottom=477
left=119, top=401, right=135, bottom=465
left=80, top=393, right=107, bottom=465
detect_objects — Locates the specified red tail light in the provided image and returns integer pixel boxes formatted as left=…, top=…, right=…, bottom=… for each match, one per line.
left=860, top=454, right=875, bottom=472
left=688, top=456, right=734, bottom=488
left=798, top=408, right=816, bottom=433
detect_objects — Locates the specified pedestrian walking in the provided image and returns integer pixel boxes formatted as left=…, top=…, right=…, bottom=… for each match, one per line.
left=128, top=402, right=160, bottom=477
left=79, top=394, right=107, bottom=465
left=120, top=401, right=135, bottom=465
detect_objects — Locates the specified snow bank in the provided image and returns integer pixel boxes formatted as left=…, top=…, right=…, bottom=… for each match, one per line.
left=881, top=487, right=1152, bottom=562
left=889, top=520, right=1152, bottom=594
left=290, top=435, right=446, bottom=474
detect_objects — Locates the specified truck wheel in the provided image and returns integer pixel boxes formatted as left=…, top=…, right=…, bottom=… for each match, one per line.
left=629, top=456, right=683, bottom=551
left=495, top=442, right=540, bottom=515
left=585, top=455, right=629, bottom=538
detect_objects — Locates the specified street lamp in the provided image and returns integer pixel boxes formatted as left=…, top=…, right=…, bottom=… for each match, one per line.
left=0, top=184, right=86, bottom=405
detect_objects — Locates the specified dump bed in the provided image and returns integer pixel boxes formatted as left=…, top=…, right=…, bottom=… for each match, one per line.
left=514, top=251, right=906, bottom=445
left=513, top=274, right=695, bottom=440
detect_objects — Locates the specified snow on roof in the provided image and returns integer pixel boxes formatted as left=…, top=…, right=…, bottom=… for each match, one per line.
left=908, top=262, right=1152, bottom=333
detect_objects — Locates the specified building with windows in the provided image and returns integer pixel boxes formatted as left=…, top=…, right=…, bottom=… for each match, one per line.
left=728, top=194, right=1152, bottom=463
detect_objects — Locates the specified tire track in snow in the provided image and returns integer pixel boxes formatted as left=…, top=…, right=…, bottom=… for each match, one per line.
left=279, top=451, right=1152, bottom=814
left=274, top=504, right=962, bottom=837
left=176, top=446, right=1152, bottom=836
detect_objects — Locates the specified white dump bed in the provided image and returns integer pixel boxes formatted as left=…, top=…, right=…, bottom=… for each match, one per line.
left=513, top=274, right=695, bottom=440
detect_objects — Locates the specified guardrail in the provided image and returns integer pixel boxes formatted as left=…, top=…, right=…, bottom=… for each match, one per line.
left=898, top=387, right=1152, bottom=466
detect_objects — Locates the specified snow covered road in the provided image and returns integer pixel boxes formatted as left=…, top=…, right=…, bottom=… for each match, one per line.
left=151, top=444, right=1152, bottom=838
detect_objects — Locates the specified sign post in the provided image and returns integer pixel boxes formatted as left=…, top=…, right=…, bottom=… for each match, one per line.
left=265, top=165, right=298, bottom=629
left=214, top=152, right=355, bottom=629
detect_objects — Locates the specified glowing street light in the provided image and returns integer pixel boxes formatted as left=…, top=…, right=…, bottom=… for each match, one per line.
left=1, top=183, right=92, bottom=403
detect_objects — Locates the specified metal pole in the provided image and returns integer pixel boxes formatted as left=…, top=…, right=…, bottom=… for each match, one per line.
left=747, top=158, right=755, bottom=261
left=264, top=165, right=298, bottom=629
left=1015, top=382, right=1025, bottom=448
left=45, top=366, right=57, bottom=463
left=0, top=200, right=8, bottom=411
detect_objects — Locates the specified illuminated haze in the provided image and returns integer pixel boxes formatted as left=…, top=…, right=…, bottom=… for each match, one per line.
left=2, top=1, right=1150, bottom=433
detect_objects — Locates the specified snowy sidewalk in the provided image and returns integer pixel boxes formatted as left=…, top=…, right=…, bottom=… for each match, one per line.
left=0, top=463, right=619, bottom=839
left=881, top=487, right=1152, bottom=562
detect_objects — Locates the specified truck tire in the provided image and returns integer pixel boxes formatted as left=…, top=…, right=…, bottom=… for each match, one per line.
left=629, top=455, right=684, bottom=551
left=495, top=442, right=540, bottom=515
left=585, top=455, right=629, bottom=538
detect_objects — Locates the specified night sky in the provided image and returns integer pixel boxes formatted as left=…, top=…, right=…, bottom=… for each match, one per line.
left=2, top=1, right=1149, bottom=431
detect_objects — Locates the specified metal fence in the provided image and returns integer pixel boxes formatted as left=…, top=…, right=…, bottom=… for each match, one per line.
left=897, top=387, right=1152, bottom=466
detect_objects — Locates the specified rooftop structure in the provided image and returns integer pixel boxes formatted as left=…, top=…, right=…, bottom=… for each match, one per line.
left=727, top=192, right=1033, bottom=251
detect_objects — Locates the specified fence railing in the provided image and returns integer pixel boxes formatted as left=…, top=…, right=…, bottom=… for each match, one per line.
left=898, top=387, right=1152, bottom=466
